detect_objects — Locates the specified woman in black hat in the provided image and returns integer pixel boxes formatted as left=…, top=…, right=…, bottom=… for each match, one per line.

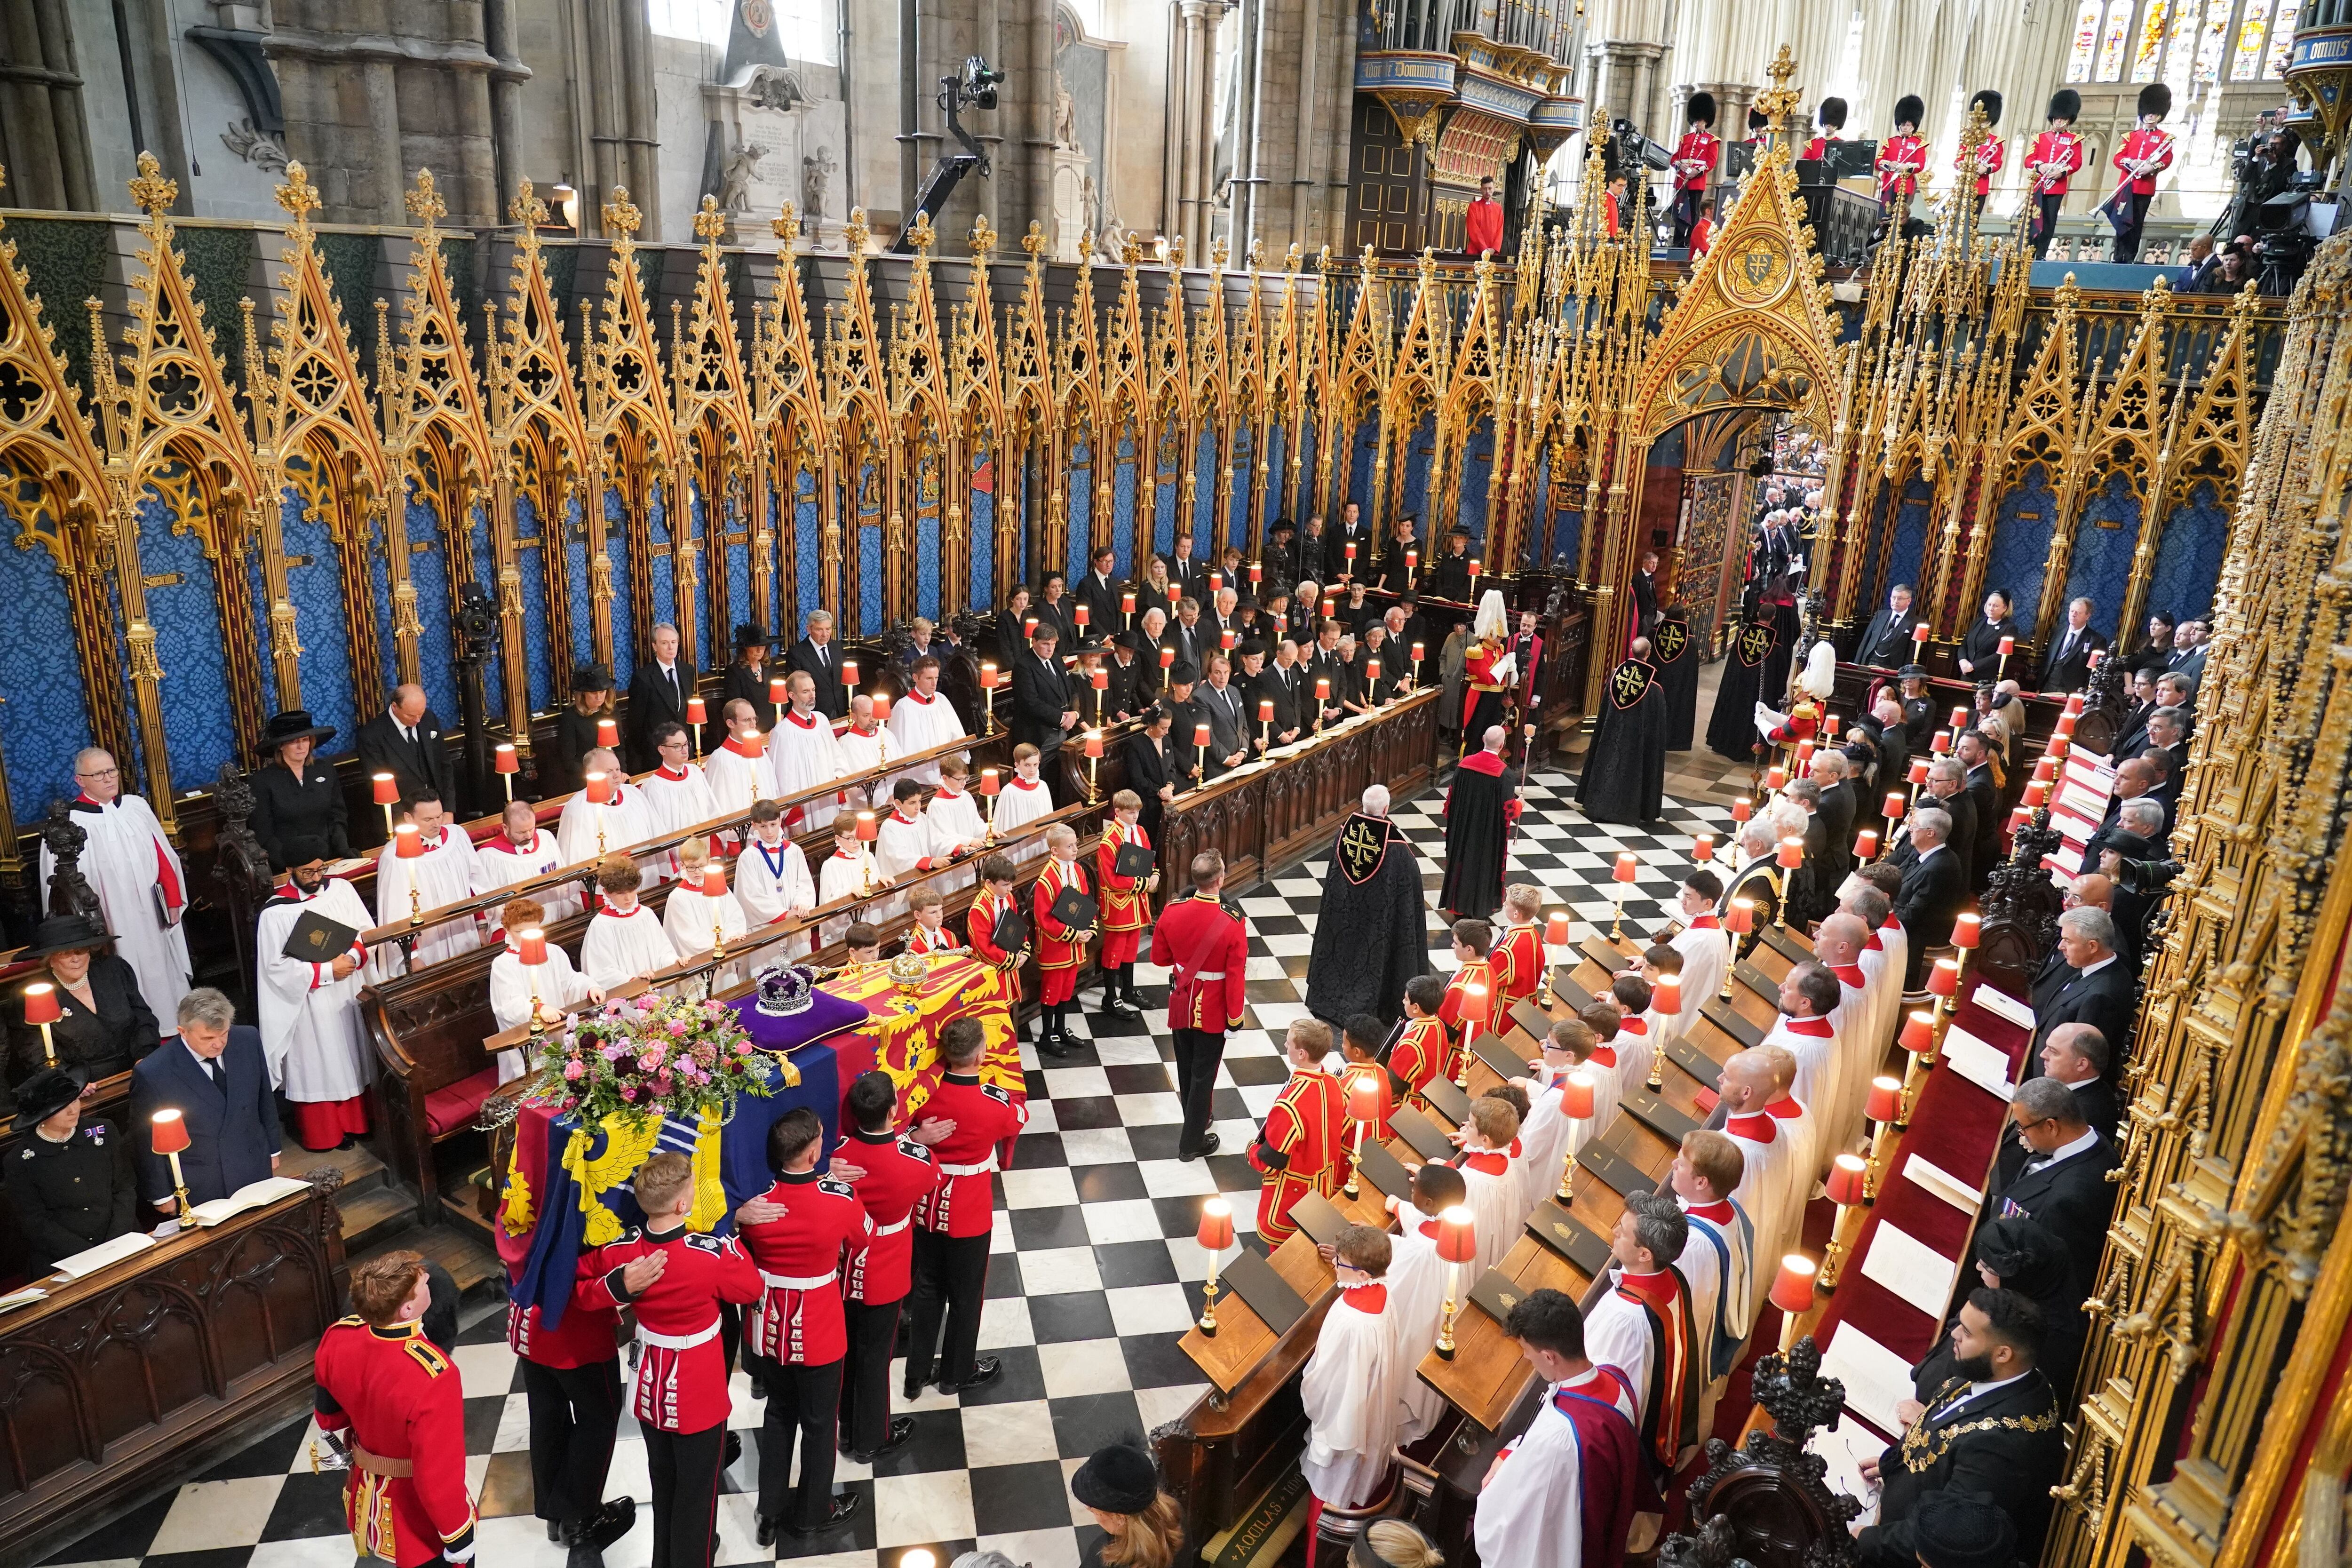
left=248, top=709, right=350, bottom=867
left=1910, top=1217, right=2086, bottom=1401
left=1069, top=1440, right=1185, bottom=1568
left=7, top=1066, right=138, bottom=1269
left=9, top=914, right=161, bottom=1086
left=552, top=662, right=616, bottom=793
left=721, top=623, right=775, bottom=726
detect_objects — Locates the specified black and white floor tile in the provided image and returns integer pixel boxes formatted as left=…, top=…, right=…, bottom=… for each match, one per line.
left=45, top=769, right=1735, bottom=1568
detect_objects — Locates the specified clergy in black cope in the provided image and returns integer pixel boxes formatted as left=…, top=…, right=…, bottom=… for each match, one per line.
left=1305, top=785, right=1435, bottom=1027
left=1439, top=724, right=1522, bottom=919
left=1706, top=598, right=1778, bottom=762
left=1654, top=606, right=1700, bottom=751
left=1577, top=638, right=1669, bottom=828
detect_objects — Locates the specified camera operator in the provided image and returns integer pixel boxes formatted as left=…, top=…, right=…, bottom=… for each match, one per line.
left=2224, top=111, right=2277, bottom=241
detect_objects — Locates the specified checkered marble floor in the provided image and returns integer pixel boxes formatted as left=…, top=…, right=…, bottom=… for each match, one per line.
left=45, top=768, right=1735, bottom=1568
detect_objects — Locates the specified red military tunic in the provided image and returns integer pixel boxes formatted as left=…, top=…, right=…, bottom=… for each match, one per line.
left=1149, top=890, right=1250, bottom=1033
left=1388, top=1016, right=1453, bottom=1104
left=579, top=1225, right=763, bottom=1433
left=507, top=1274, right=621, bottom=1370
left=912, top=1070, right=1027, bottom=1238
left=1438, top=957, right=1496, bottom=1050
left=906, top=921, right=963, bottom=957
left=1033, top=854, right=1093, bottom=1006
left=2027, top=128, right=2084, bottom=196
left=1459, top=638, right=1510, bottom=730
left=1490, top=922, right=1544, bottom=1014
left=1877, top=133, right=1928, bottom=201
left=1096, top=820, right=1153, bottom=966
left=1338, top=1058, right=1397, bottom=1140
left=1249, top=1066, right=1349, bottom=1244
left=741, top=1168, right=872, bottom=1366
left=1671, top=128, right=1719, bottom=191
left=1957, top=132, right=2005, bottom=196
left=966, top=885, right=1024, bottom=1003
left=2114, top=125, right=2174, bottom=194
left=838, top=1126, right=936, bottom=1304
left=1801, top=133, right=1841, bottom=161
left=313, top=1318, right=477, bottom=1567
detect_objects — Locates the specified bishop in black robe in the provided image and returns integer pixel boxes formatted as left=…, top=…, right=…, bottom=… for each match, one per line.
left=1706, top=611, right=1778, bottom=762
left=1305, top=808, right=1435, bottom=1027
left=1654, top=611, right=1700, bottom=751
left=1577, top=643, right=1669, bottom=828
left=1439, top=730, right=1521, bottom=919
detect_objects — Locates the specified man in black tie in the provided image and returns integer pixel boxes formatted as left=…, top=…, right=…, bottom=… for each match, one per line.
left=1630, top=549, right=1661, bottom=638
left=1168, top=596, right=1210, bottom=673
left=129, top=987, right=282, bottom=1212
left=1073, top=545, right=1123, bottom=635
left=2028, top=907, right=2135, bottom=1061
left=1009, top=624, right=1078, bottom=756
left=626, top=622, right=691, bottom=770
left=1955, top=730, right=2002, bottom=881
left=1197, top=653, right=1252, bottom=775
left=1922, top=758, right=1980, bottom=890
left=788, top=609, right=848, bottom=720
left=1169, top=533, right=1210, bottom=607
left=1987, top=1077, right=2122, bottom=1301
left=1893, top=805, right=1967, bottom=986
left=2038, top=596, right=2106, bottom=694
left=2142, top=708, right=2189, bottom=780
left=2172, top=620, right=2209, bottom=685
left=355, top=684, right=454, bottom=810
left=1332, top=500, right=1372, bottom=573
left=1853, top=582, right=1917, bottom=668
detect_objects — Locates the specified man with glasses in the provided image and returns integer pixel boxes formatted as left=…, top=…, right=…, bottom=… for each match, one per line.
left=1987, top=1076, right=2121, bottom=1302
left=41, top=748, right=191, bottom=1038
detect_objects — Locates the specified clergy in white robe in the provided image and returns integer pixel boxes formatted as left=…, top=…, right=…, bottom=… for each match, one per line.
left=661, top=843, right=750, bottom=962
left=1843, top=884, right=1902, bottom=1058
left=555, top=750, right=655, bottom=867
left=1760, top=1003, right=1841, bottom=1173
left=1756, top=1040, right=1822, bottom=1189
left=1809, top=916, right=1878, bottom=1153
left=637, top=725, right=719, bottom=879
left=45, top=751, right=191, bottom=1035
left=1297, top=1229, right=1406, bottom=1512
left=834, top=697, right=890, bottom=812
left=579, top=857, right=679, bottom=993
left=769, top=677, right=846, bottom=831
left=254, top=846, right=376, bottom=1150
left=1473, top=1292, right=1643, bottom=1568
left=1383, top=1172, right=1466, bottom=1444
left=1668, top=887, right=1732, bottom=1046
left=1672, top=1128, right=1757, bottom=1369
left=1581, top=1195, right=1700, bottom=1484
left=473, top=800, right=577, bottom=926
left=485, top=896, right=598, bottom=1083
left=991, top=748, right=1055, bottom=861
left=701, top=709, right=770, bottom=832
left=886, top=659, right=968, bottom=784
left=1719, top=1049, right=1802, bottom=1287
left=372, top=799, right=484, bottom=976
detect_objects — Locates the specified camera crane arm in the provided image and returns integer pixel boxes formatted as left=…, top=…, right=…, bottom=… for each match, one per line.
left=895, top=56, right=1004, bottom=252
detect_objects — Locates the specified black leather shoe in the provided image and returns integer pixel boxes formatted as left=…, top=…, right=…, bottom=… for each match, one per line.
left=1105, top=997, right=1144, bottom=1019
left=754, top=1513, right=781, bottom=1548
left=941, top=1357, right=1002, bottom=1394
left=723, top=1430, right=743, bottom=1469
left=1037, top=1033, right=1073, bottom=1058
left=1179, top=1130, right=1221, bottom=1160
left=546, top=1520, right=563, bottom=1544
left=787, top=1493, right=862, bottom=1536
left=850, top=1415, right=917, bottom=1463
left=902, top=1367, right=928, bottom=1401
left=583, top=1499, right=634, bottom=1551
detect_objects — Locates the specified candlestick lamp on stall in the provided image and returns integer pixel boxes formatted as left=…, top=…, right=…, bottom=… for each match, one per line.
left=1195, top=1198, right=1234, bottom=1336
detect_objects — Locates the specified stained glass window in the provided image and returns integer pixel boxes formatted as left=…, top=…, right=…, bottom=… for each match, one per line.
left=2098, top=0, right=2136, bottom=78
left=2266, top=0, right=2301, bottom=76
left=2233, top=0, right=2274, bottom=78
left=2194, top=0, right=2235, bottom=79
left=2132, top=0, right=2173, bottom=79
left=2069, top=0, right=2106, bottom=79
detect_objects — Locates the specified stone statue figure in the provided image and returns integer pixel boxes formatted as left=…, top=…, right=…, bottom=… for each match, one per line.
left=802, top=146, right=837, bottom=223
left=1053, top=81, right=1081, bottom=150
left=717, top=144, right=767, bottom=213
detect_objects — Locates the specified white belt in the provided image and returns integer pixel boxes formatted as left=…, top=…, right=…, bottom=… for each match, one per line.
left=873, top=1216, right=912, bottom=1236
left=635, top=1319, right=721, bottom=1351
left=938, top=1155, right=998, bottom=1177
left=1186, top=971, right=1227, bottom=981
left=760, top=1270, right=839, bottom=1291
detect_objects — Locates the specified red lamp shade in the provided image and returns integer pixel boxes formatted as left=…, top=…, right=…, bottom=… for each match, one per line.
left=2033, top=756, right=2057, bottom=783
left=1900, top=1010, right=1937, bottom=1053
left=855, top=811, right=879, bottom=843
left=686, top=696, right=707, bottom=725
left=770, top=677, right=789, bottom=705
left=1913, top=621, right=1930, bottom=641
left=1998, top=635, right=2015, bottom=656
left=1196, top=1197, right=1235, bottom=1253
left=980, top=663, right=999, bottom=690
left=873, top=693, right=893, bottom=723
left=1928, top=958, right=1961, bottom=998
left=1085, top=731, right=1105, bottom=760
left=1121, top=591, right=1136, bottom=614
left=2048, top=735, right=2071, bottom=761
left=1090, top=667, right=1109, bottom=690
left=1731, top=796, right=1753, bottom=823
left=585, top=772, right=614, bottom=805
left=1655, top=977, right=1682, bottom=1014
left=22, top=982, right=60, bottom=1026
left=1545, top=911, right=1573, bottom=945
left=1776, top=836, right=1805, bottom=870
left=1907, top=758, right=1931, bottom=786
left=2088, top=648, right=2106, bottom=669
left=1867, top=1075, right=1903, bottom=1124
left=2008, top=805, right=2032, bottom=834
left=1693, top=833, right=1715, bottom=862
left=596, top=717, right=619, bottom=747
left=1194, top=723, right=1212, bottom=747
left=1258, top=699, right=1275, bottom=722
left=1468, top=557, right=1482, bottom=578
left=1931, top=730, right=1952, bottom=755
left=1405, top=550, right=1420, bottom=573
left=1367, top=659, right=1382, bottom=681
left=1950, top=706, right=1971, bottom=730
left=1460, top=979, right=1490, bottom=1023
left=371, top=772, right=399, bottom=805
left=842, top=660, right=859, bottom=687
left=1074, top=603, right=1091, bottom=628
left=1884, top=791, right=1907, bottom=822
left=1315, top=677, right=1330, bottom=700
left=2065, top=692, right=2086, bottom=717
left=516, top=927, right=549, bottom=966
left=150, top=1107, right=191, bottom=1157
left=1160, top=646, right=1175, bottom=668
left=1436, top=1204, right=1478, bottom=1264
left=1765, top=764, right=1787, bottom=792
left=1344, top=541, right=1357, bottom=560
left=702, top=867, right=727, bottom=899
left=1952, top=913, right=1981, bottom=950
left=1222, top=630, right=1239, bottom=650
left=1827, top=1154, right=1869, bottom=1208
left=1248, top=561, right=1263, bottom=583
left=977, top=769, right=1001, bottom=796
left=394, top=823, right=425, bottom=859
left=1208, top=573, right=1223, bottom=592
left=1560, top=1067, right=1597, bottom=1120
left=2054, top=713, right=2077, bottom=738
left=1794, top=740, right=1814, bottom=769
left=1727, top=898, right=1756, bottom=934
left=1854, top=829, right=1878, bottom=861
left=1347, top=1073, right=1383, bottom=1123
left=1613, top=852, right=1639, bottom=884
left=1410, top=642, right=1425, bottom=661
left=1769, top=1254, right=1819, bottom=1314
left=495, top=744, right=519, bottom=775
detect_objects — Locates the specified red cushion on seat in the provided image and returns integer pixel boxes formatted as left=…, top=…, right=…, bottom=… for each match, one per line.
left=424, top=1067, right=501, bottom=1139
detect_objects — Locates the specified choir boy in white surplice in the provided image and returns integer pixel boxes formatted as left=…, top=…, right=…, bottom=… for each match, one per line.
left=579, top=854, right=677, bottom=993
left=769, top=672, right=847, bottom=832
left=817, top=836, right=872, bottom=946
left=372, top=793, right=483, bottom=975
left=1455, top=1095, right=1526, bottom=1277
left=1719, top=1047, right=1803, bottom=1289
left=990, top=744, right=1055, bottom=860
left=886, top=656, right=967, bottom=785
left=1298, top=1225, right=1407, bottom=1525
left=1581, top=1192, right=1701, bottom=1488
left=1383, top=1163, right=1467, bottom=1443
left=472, top=799, right=575, bottom=927
left=1514, top=1017, right=1611, bottom=1195
left=661, top=839, right=749, bottom=963
left=876, top=778, right=952, bottom=881
left=254, top=839, right=376, bottom=1151
left=1667, top=871, right=1732, bottom=1046
left=1809, top=914, right=1879, bottom=1151
left=732, top=800, right=816, bottom=961
left=555, top=748, right=654, bottom=867
left=1672, top=1129, right=1756, bottom=1376
left=486, top=895, right=599, bottom=1082
left=1473, top=1289, right=1644, bottom=1568
left=637, top=724, right=719, bottom=880
left=1605, top=973, right=1660, bottom=1101
left=48, top=748, right=191, bottom=1034
left=923, top=756, right=986, bottom=891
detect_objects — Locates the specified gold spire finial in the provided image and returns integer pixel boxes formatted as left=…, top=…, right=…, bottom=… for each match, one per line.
left=274, top=160, right=323, bottom=223
left=1755, top=45, right=1802, bottom=120
left=1022, top=219, right=1048, bottom=258
left=509, top=178, right=548, bottom=229
left=842, top=207, right=871, bottom=253
left=1120, top=232, right=1143, bottom=267
left=1210, top=237, right=1229, bottom=269
left=970, top=214, right=997, bottom=258
left=1168, top=235, right=1187, bottom=269
left=907, top=211, right=936, bottom=254
left=603, top=186, right=643, bottom=238
left=693, top=194, right=729, bottom=242
left=772, top=199, right=801, bottom=244
left=405, top=168, right=447, bottom=226
left=128, top=151, right=179, bottom=217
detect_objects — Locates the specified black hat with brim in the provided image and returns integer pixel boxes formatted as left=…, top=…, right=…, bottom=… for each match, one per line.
left=1070, top=1441, right=1161, bottom=1515
left=572, top=662, right=615, bottom=695
left=13, top=1066, right=87, bottom=1127
left=24, top=914, right=111, bottom=959
left=262, top=709, right=335, bottom=750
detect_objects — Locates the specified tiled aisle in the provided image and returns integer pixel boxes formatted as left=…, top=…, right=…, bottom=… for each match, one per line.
left=46, top=767, right=1735, bottom=1568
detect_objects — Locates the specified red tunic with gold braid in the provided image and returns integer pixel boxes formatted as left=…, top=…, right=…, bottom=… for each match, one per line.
left=1095, top=820, right=1152, bottom=966
left=1956, top=131, right=2005, bottom=196
left=1490, top=922, right=1544, bottom=1013
left=1876, top=133, right=1928, bottom=201
left=1459, top=640, right=1510, bottom=731
left=1033, top=854, right=1093, bottom=1006
left=1339, top=1058, right=1397, bottom=1140
left=2026, top=128, right=2084, bottom=194
left=906, top=921, right=963, bottom=957
left=1670, top=128, right=1719, bottom=191
left=1149, top=891, right=1250, bottom=1033
left=312, top=1319, right=477, bottom=1567
left=2113, top=125, right=2174, bottom=194
left=1388, top=1016, right=1454, bottom=1104
left=965, top=885, right=1023, bottom=1003
left=1248, top=1066, right=1349, bottom=1244
left=1438, top=958, right=1496, bottom=1051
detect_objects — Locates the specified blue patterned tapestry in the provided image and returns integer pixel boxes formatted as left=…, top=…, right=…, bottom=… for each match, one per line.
left=1230, top=424, right=1255, bottom=542
left=2147, top=480, right=2228, bottom=623
left=562, top=495, right=594, bottom=671
left=916, top=452, right=943, bottom=622
left=1401, top=414, right=1437, bottom=527
left=604, top=489, right=636, bottom=682
left=1889, top=478, right=1934, bottom=610
left=403, top=493, right=460, bottom=722
left=793, top=475, right=820, bottom=631
left=463, top=500, right=509, bottom=715
left=0, top=515, right=92, bottom=819
left=2063, top=472, right=2143, bottom=632
left=1066, top=438, right=1094, bottom=585
left=1191, top=428, right=1216, bottom=545
left=1259, top=427, right=1286, bottom=536
left=514, top=493, right=555, bottom=712
left=1985, top=465, right=2056, bottom=630
left=273, top=488, right=358, bottom=737
left=1349, top=421, right=1376, bottom=521
left=969, top=452, right=995, bottom=610
left=1112, top=430, right=1138, bottom=574
left=1459, top=417, right=1495, bottom=550
left=134, top=491, right=237, bottom=787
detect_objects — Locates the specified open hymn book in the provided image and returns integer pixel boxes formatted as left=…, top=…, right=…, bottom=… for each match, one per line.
left=187, top=1175, right=314, bottom=1227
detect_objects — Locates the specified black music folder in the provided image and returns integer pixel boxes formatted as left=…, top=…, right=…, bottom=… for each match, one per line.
left=1220, top=1246, right=1308, bottom=1335
left=990, top=907, right=1029, bottom=953
left=1048, top=886, right=1099, bottom=930
left=1469, top=1267, right=1533, bottom=1328
left=1112, top=841, right=1155, bottom=878
left=1389, top=1104, right=1457, bottom=1163
left=1526, top=1200, right=1614, bottom=1276
left=281, top=910, right=361, bottom=964
left=1354, top=1139, right=1414, bottom=1204
left=1287, top=1189, right=1350, bottom=1250
left=1621, top=1087, right=1703, bottom=1146
left=1577, top=1133, right=1654, bottom=1200
left=1470, top=1031, right=1531, bottom=1082
left=1420, top=1074, right=1471, bottom=1127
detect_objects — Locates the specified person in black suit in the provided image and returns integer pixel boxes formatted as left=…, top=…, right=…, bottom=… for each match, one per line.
left=1921, top=759, right=1979, bottom=889
left=1332, top=501, right=1373, bottom=574
left=2141, top=708, right=2189, bottom=781
left=1853, top=583, right=1918, bottom=668
left=1894, top=806, right=1968, bottom=986
left=1857, top=1288, right=2067, bottom=1567
left=2029, top=907, right=2136, bottom=1060
left=1073, top=545, right=1123, bottom=635
left=721, top=622, right=776, bottom=726
left=1166, top=597, right=1211, bottom=674
left=7, top=1066, right=139, bottom=1268
left=1988, top=1076, right=2122, bottom=1302
left=787, top=609, right=849, bottom=720
left=1811, top=752, right=1858, bottom=883
left=1955, top=731, right=2002, bottom=881
left=2110, top=668, right=2160, bottom=757
left=1009, top=624, right=1077, bottom=757
left=625, top=622, right=692, bottom=771
left=551, top=663, right=615, bottom=794
left=2036, top=1023, right=2122, bottom=1143
left=355, top=684, right=454, bottom=812
left=1124, top=704, right=1178, bottom=842
left=1197, top=654, right=1252, bottom=775
left=1630, top=549, right=1661, bottom=638
left=128, top=986, right=282, bottom=1214
left=1033, top=575, right=1076, bottom=647
left=8, top=915, right=160, bottom=1086
left=1168, top=533, right=1211, bottom=607
left=1238, top=642, right=1300, bottom=748
left=248, top=709, right=350, bottom=866
left=1893, top=665, right=1937, bottom=752
left=1956, top=587, right=2021, bottom=678
left=1375, top=517, right=1421, bottom=596
left=2038, top=596, right=2106, bottom=694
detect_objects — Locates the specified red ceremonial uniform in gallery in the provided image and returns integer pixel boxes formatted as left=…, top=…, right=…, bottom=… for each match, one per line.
left=1877, top=132, right=1928, bottom=203
left=1387, top=1014, right=1454, bottom=1104
left=1490, top=920, right=1544, bottom=1013
left=1460, top=635, right=1512, bottom=736
left=1033, top=854, right=1092, bottom=1006
left=1249, top=1062, right=1349, bottom=1244
left=1095, top=819, right=1152, bottom=966
left=1151, top=886, right=1251, bottom=1158
left=1959, top=130, right=2005, bottom=196
left=1339, top=1057, right=1398, bottom=1139
left=312, top=1318, right=477, bottom=1567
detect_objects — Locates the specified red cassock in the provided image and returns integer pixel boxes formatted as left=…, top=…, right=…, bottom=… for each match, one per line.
left=966, top=886, right=1023, bottom=1003
left=1149, top=892, right=1250, bottom=1033
left=838, top=1128, right=937, bottom=1304
left=579, top=1226, right=763, bottom=1433
left=912, top=1071, right=1027, bottom=1237
left=1096, top=820, right=1153, bottom=966
left=1388, top=1017, right=1454, bottom=1103
left=1438, top=957, right=1495, bottom=1049
left=1033, top=856, right=1092, bottom=1005
left=1957, top=132, right=2006, bottom=196
left=2027, top=129, right=2083, bottom=195
left=1877, top=133, right=1928, bottom=200
left=1490, top=922, right=1544, bottom=1013
left=1249, top=1067, right=1349, bottom=1244
left=313, top=1319, right=477, bottom=1568
left=1671, top=129, right=1719, bottom=191
left=2114, top=126, right=2174, bottom=194
left=741, top=1169, right=873, bottom=1365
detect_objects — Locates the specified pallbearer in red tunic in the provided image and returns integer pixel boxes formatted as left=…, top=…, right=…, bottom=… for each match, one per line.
left=2110, top=83, right=2175, bottom=262
left=1878, top=95, right=1929, bottom=209
left=1474, top=1288, right=1644, bottom=1568
left=906, top=1019, right=1027, bottom=1398
left=1386, top=976, right=1453, bottom=1105
left=1250, top=1020, right=1350, bottom=1244
left=1489, top=885, right=1546, bottom=1014
left=1669, top=92, right=1719, bottom=247
left=1032, top=824, right=1095, bottom=1055
left=577, top=1152, right=763, bottom=1568
left=1150, top=850, right=1251, bottom=1160
left=1094, top=790, right=1158, bottom=1019
left=2026, top=89, right=2085, bottom=258
left=738, top=1109, right=870, bottom=1542
left=1581, top=1192, right=1701, bottom=1485
left=830, top=1071, right=936, bottom=1462
left=964, top=852, right=1028, bottom=1010
left=312, top=1251, right=477, bottom=1568
left=1956, top=89, right=2005, bottom=206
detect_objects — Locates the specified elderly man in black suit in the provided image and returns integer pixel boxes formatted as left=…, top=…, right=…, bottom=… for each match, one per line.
left=1921, top=758, right=1979, bottom=890
left=1852, top=582, right=1919, bottom=669
left=1894, top=805, right=1968, bottom=987
left=355, top=683, right=453, bottom=811
left=1010, top=623, right=1077, bottom=758
left=1989, top=1075, right=2122, bottom=1301
left=1995, top=1023, right=2121, bottom=1186
left=787, top=609, right=849, bottom=720
left=625, top=621, right=691, bottom=771
left=2039, top=596, right=2106, bottom=694
left=1810, top=750, right=1858, bottom=882
left=128, top=986, right=282, bottom=1214
left=2030, top=907, right=2136, bottom=1059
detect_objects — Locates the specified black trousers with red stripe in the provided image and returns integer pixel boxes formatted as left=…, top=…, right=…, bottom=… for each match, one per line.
left=643, top=1421, right=725, bottom=1568
left=906, top=1229, right=991, bottom=1388
left=839, top=1296, right=904, bottom=1453
left=752, top=1353, right=842, bottom=1530
left=521, top=1357, right=623, bottom=1533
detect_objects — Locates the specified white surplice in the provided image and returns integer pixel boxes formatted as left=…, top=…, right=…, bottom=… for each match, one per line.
left=991, top=775, right=1054, bottom=860
left=1762, top=1018, right=1840, bottom=1178
left=254, top=876, right=375, bottom=1105
left=1668, top=919, right=1732, bottom=1047
left=471, top=828, right=577, bottom=926
left=1385, top=1204, right=1453, bottom=1443
left=769, top=709, right=846, bottom=832
left=488, top=941, right=594, bottom=1082
left=580, top=901, right=676, bottom=992
left=817, top=845, right=870, bottom=944
left=875, top=809, right=945, bottom=881
left=638, top=765, right=720, bottom=879
left=834, top=724, right=889, bottom=813
left=44, top=793, right=191, bottom=1033
left=661, top=882, right=750, bottom=961
left=373, top=827, right=483, bottom=975
left=1580, top=1278, right=1660, bottom=1433
left=886, top=691, right=967, bottom=784
left=702, top=738, right=769, bottom=825
left=555, top=784, right=654, bottom=868
left=736, top=836, right=818, bottom=925
left=1473, top=1366, right=1639, bottom=1568
left=1297, top=1281, right=1406, bottom=1508
left=1680, top=1196, right=1756, bottom=1367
